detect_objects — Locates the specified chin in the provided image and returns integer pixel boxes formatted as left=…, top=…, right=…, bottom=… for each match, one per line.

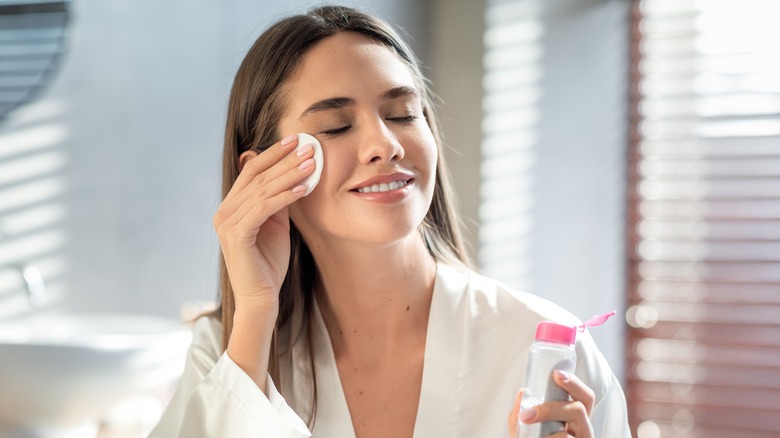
left=332, top=211, right=427, bottom=247
left=353, top=222, right=422, bottom=245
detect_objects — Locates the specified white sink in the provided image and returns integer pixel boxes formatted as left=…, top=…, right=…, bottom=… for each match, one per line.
left=0, top=313, right=192, bottom=437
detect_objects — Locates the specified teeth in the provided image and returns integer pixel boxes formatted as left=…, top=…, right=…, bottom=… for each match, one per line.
left=358, top=179, right=408, bottom=193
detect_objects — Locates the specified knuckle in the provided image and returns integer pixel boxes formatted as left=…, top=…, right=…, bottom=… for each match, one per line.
left=584, top=387, right=596, bottom=405
left=250, top=202, right=268, bottom=217
left=217, top=225, right=233, bottom=242
left=571, top=400, right=588, bottom=416
left=222, top=227, right=244, bottom=245
left=244, top=154, right=262, bottom=170
left=251, top=172, right=269, bottom=188
left=212, top=211, right=225, bottom=228
left=214, top=220, right=227, bottom=238
left=251, top=186, right=269, bottom=203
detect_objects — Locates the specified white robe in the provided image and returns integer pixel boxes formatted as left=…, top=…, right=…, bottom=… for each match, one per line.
left=150, top=263, right=630, bottom=437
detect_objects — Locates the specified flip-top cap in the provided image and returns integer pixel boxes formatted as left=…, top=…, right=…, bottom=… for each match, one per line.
left=535, top=321, right=577, bottom=346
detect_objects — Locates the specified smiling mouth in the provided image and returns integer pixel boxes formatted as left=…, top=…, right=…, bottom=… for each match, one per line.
left=353, top=179, right=411, bottom=194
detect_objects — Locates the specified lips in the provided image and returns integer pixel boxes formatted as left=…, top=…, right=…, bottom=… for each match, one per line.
left=350, top=172, right=414, bottom=193
left=357, top=179, right=411, bottom=193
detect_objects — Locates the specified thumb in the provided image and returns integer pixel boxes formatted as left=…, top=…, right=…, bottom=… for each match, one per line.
left=508, top=388, right=524, bottom=437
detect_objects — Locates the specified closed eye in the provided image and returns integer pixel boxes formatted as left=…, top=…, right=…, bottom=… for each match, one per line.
left=320, top=115, right=418, bottom=136
left=388, top=115, right=418, bottom=123
left=321, top=125, right=351, bottom=136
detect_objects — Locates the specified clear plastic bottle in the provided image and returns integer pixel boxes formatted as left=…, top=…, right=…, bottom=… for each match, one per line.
left=517, top=321, right=577, bottom=438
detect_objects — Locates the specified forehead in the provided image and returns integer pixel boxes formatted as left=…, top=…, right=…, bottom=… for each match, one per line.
left=282, top=32, right=418, bottom=111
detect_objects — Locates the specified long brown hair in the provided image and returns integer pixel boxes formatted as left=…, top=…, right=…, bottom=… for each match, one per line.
left=212, top=4, right=470, bottom=426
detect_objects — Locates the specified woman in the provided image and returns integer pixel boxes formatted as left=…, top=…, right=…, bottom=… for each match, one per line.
left=151, top=5, right=630, bottom=437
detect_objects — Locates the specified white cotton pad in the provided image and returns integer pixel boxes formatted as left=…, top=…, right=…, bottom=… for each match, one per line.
left=296, top=132, right=323, bottom=196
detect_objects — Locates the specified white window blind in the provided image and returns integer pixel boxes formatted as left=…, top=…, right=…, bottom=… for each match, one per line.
left=627, top=1, right=780, bottom=437
left=480, top=0, right=630, bottom=376
left=480, top=0, right=542, bottom=291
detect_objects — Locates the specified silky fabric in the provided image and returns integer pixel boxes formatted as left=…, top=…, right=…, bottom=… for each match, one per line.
left=150, top=263, right=631, bottom=437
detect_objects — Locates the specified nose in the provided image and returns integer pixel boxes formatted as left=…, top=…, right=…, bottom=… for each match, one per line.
left=358, top=117, right=405, bottom=165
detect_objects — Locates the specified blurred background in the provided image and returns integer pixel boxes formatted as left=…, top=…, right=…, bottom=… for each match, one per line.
left=0, top=0, right=778, bottom=437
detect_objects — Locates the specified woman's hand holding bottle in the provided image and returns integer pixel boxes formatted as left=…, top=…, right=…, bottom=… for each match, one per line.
left=508, top=372, right=596, bottom=438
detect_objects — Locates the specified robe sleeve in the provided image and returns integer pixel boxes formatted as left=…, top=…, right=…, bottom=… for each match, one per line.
left=493, top=271, right=632, bottom=438
left=589, top=372, right=632, bottom=437
left=148, top=318, right=311, bottom=438
left=574, top=331, right=632, bottom=438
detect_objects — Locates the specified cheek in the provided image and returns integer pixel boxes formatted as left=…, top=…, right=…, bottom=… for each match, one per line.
left=426, top=142, right=438, bottom=172
left=288, top=147, right=348, bottom=216
left=317, top=146, right=347, bottom=190
left=287, top=192, right=329, bottom=240
left=415, top=132, right=438, bottom=179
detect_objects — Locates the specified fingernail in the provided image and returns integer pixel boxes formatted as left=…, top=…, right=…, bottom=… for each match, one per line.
left=298, top=158, right=314, bottom=170
left=281, top=134, right=298, bottom=146
left=556, top=370, right=571, bottom=382
left=296, top=143, right=313, bottom=157
left=519, top=408, right=537, bottom=423
left=292, top=184, right=307, bottom=194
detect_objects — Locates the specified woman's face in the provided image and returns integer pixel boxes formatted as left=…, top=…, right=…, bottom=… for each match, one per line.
left=279, top=32, right=437, bottom=249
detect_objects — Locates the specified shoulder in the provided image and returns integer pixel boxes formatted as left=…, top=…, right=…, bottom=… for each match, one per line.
left=188, top=315, right=223, bottom=361
left=436, top=262, right=617, bottom=400
left=435, top=261, right=585, bottom=362
left=437, top=262, right=582, bottom=329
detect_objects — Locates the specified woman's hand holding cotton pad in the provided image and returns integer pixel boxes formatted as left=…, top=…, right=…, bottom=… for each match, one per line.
left=295, top=133, right=323, bottom=196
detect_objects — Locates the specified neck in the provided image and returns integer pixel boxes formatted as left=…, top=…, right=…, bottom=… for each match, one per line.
left=309, top=233, right=437, bottom=362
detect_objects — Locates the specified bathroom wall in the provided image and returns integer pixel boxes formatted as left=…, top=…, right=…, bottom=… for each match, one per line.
left=0, top=0, right=628, bottom=381
left=428, top=0, right=630, bottom=380
left=0, top=0, right=429, bottom=319
left=530, top=0, right=629, bottom=381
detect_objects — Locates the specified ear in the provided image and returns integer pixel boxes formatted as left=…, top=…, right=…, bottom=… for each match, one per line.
left=238, top=150, right=258, bottom=173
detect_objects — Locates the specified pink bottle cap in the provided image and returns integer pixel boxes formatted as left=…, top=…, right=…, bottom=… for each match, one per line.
left=535, top=311, right=617, bottom=346
left=535, top=321, right=577, bottom=345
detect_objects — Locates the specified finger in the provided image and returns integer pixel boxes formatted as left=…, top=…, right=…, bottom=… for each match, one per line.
left=221, top=187, right=305, bottom=256
left=250, top=141, right=316, bottom=191
left=529, top=400, right=592, bottom=438
left=216, top=162, right=313, bottom=240
left=508, top=388, right=524, bottom=436
left=230, top=155, right=314, bottom=220
left=216, top=155, right=315, bottom=231
left=232, top=134, right=298, bottom=192
left=561, top=401, right=594, bottom=437
left=223, top=143, right=314, bottom=217
left=553, top=370, right=595, bottom=415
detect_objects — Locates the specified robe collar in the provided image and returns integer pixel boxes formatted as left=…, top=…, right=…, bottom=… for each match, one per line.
left=289, top=262, right=471, bottom=437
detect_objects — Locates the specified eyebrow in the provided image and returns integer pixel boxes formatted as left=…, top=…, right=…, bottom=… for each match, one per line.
left=298, top=86, right=420, bottom=119
left=382, top=85, right=419, bottom=100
